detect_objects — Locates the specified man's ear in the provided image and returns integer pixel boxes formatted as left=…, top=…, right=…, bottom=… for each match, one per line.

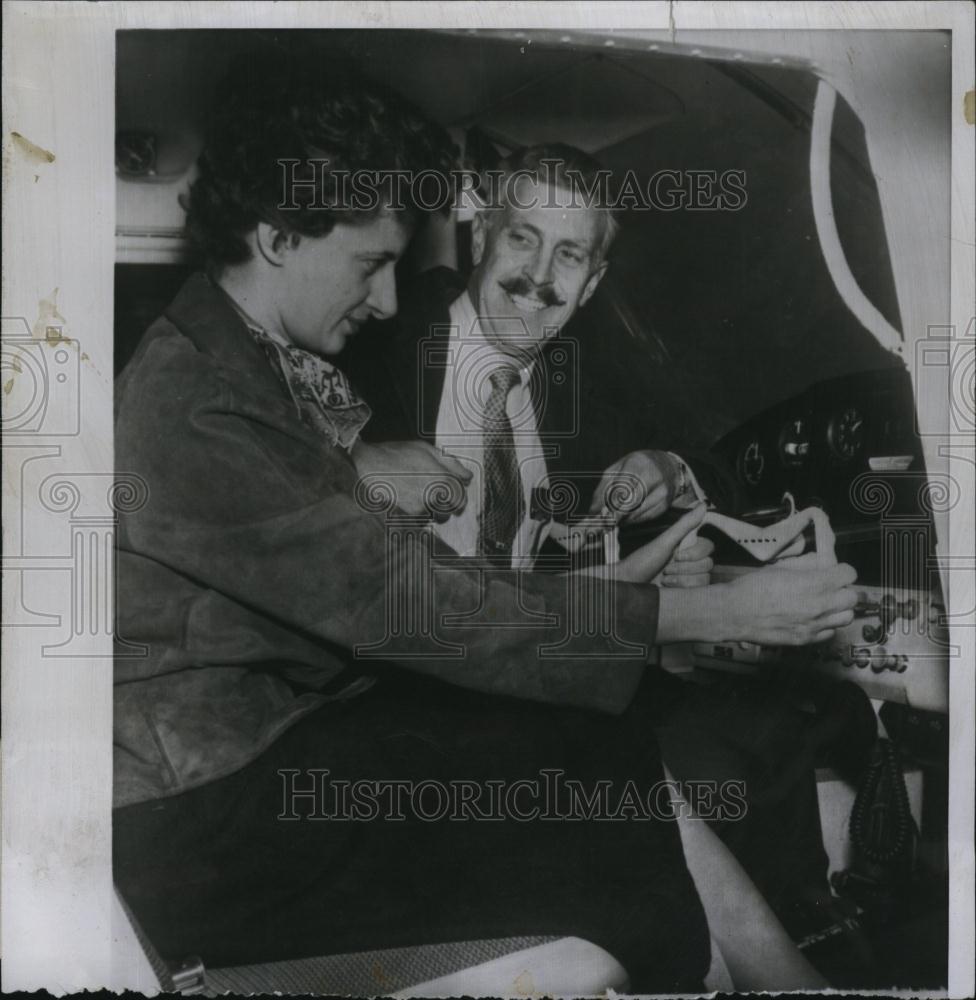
left=254, top=223, right=297, bottom=268
left=579, top=261, right=608, bottom=308
left=470, top=212, right=488, bottom=267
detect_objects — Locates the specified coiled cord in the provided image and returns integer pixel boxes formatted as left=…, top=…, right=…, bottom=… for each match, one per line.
left=849, top=738, right=916, bottom=866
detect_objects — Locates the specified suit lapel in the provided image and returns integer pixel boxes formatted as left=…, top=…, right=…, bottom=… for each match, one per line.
left=386, top=272, right=467, bottom=442
left=164, top=272, right=293, bottom=407
left=535, top=336, right=577, bottom=443
left=390, top=309, right=453, bottom=443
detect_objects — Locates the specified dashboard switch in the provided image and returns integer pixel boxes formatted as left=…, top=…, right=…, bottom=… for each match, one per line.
left=862, top=623, right=885, bottom=644
left=854, top=594, right=880, bottom=617
left=879, top=594, right=899, bottom=630
left=853, top=647, right=870, bottom=669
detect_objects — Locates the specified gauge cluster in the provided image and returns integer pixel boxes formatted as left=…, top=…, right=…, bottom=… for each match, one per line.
left=713, top=366, right=926, bottom=529
left=703, top=367, right=944, bottom=708
left=731, top=404, right=869, bottom=491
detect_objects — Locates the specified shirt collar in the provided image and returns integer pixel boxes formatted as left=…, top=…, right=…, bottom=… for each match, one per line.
left=449, top=291, right=535, bottom=387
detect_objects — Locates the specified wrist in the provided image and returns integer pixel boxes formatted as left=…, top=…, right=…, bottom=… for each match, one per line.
left=656, top=584, right=719, bottom=643
left=704, top=582, right=745, bottom=643
left=656, top=582, right=750, bottom=644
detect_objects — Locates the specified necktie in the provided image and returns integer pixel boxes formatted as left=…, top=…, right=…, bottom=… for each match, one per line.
left=479, top=365, right=525, bottom=559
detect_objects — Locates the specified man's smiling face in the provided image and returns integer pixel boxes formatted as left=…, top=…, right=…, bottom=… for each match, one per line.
left=469, top=176, right=608, bottom=362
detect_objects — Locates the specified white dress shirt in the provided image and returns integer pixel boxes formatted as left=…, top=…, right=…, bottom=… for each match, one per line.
left=430, top=293, right=705, bottom=569
left=432, top=292, right=551, bottom=568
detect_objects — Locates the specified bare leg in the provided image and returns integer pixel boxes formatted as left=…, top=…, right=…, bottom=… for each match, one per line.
left=670, top=776, right=829, bottom=991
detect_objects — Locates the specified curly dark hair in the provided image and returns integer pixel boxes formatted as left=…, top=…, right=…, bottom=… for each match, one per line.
left=183, top=50, right=458, bottom=268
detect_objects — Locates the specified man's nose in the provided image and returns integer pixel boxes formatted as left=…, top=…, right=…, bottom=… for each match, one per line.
left=525, top=247, right=556, bottom=288
left=367, top=267, right=398, bottom=320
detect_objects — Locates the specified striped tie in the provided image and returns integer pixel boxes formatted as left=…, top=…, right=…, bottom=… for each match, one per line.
left=479, top=365, right=525, bottom=559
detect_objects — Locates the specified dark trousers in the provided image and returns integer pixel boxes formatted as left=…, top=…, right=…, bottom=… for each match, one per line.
left=640, top=667, right=831, bottom=923
left=114, top=669, right=711, bottom=993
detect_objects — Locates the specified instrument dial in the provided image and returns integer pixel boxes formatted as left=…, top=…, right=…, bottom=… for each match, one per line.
left=115, top=130, right=157, bottom=177
left=779, top=417, right=811, bottom=468
left=737, top=439, right=765, bottom=486
left=827, top=406, right=865, bottom=462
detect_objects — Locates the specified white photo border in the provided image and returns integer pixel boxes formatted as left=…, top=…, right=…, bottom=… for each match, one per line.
left=2, top=2, right=973, bottom=995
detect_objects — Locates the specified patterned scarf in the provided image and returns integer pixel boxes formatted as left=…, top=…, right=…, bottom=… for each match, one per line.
left=249, top=328, right=372, bottom=450
left=213, top=279, right=371, bottom=449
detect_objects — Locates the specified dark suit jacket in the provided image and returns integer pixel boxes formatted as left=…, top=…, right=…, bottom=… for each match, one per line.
left=340, top=267, right=740, bottom=522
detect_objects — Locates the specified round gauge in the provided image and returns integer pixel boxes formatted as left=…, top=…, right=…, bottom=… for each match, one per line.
left=737, top=439, right=766, bottom=486
left=779, top=417, right=811, bottom=468
left=827, top=406, right=865, bottom=462
left=115, top=130, right=157, bottom=177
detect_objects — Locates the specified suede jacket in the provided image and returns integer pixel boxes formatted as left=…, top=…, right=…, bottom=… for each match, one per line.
left=113, top=274, right=662, bottom=808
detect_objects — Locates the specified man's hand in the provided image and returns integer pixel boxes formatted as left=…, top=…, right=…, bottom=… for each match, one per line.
left=718, top=560, right=858, bottom=645
left=656, top=560, right=859, bottom=646
left=351, top=440, right=472, bottom=521
left=589, top=450, right=681, bottom=524
left=581, top=504, right=708, bottom=583
left=660, top=536, right=715, bottom=588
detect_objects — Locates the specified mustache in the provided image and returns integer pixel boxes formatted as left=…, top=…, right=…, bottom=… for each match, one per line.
left=499, top=277, right=566, bottom=308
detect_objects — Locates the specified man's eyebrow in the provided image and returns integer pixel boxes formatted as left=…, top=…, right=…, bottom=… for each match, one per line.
left=553, top=235, right=594, bottom=256
left=506, top=221, right=590, bottom=251
left=505, top=220, right=542, bottom=237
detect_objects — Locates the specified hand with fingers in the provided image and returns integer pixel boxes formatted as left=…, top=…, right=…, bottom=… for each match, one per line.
left=351, top=439, right=473, bottom=521
left=659, top=533, right=715, bottom=588
left=588, top=449, right=683, bottom=525
left=719, top=559, right=859, bottom=646
left=581, top=503, right=709, bottom=583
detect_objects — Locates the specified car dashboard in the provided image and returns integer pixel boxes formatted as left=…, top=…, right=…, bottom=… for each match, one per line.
left=691, top=366, right=949, bottom=713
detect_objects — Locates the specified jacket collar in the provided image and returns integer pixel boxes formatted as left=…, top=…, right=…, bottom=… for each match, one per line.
left=164, top=272, right=290, bottom=403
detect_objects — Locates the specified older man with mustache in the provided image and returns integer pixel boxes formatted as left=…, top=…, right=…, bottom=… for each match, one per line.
left=349, top=146, right=724, bottom=569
